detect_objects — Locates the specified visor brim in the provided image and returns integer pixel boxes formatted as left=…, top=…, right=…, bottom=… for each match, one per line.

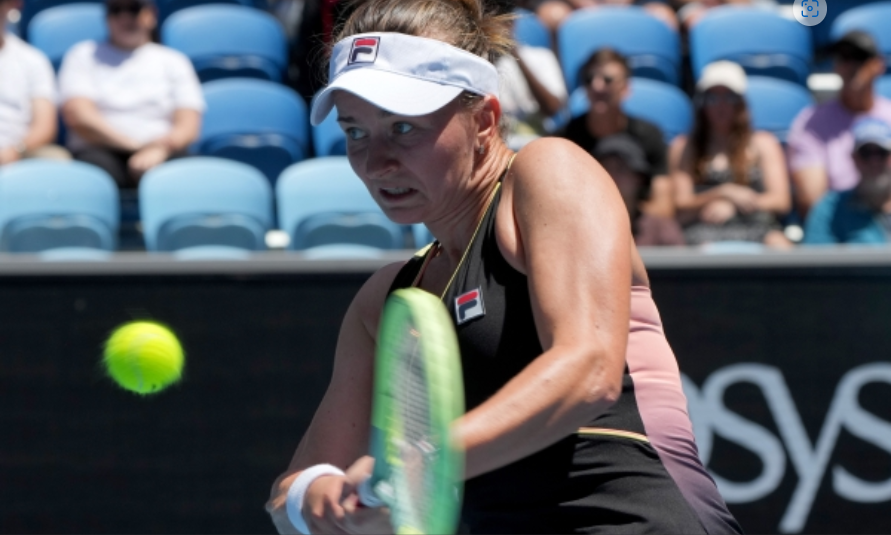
left=310, top=69, right=466, bottom=126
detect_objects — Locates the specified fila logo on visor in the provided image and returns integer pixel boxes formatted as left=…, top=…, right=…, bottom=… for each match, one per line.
left=455, top=288, right=485, bottom=325
left=349, top=36, right=380, bottom=64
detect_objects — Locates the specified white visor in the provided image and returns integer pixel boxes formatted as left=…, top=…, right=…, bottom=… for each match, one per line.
left=310, top=32, right=500, bottom=126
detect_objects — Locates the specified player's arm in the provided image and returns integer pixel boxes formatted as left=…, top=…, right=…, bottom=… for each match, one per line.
left=266, top=262, right=402, bottom=534
left=455, top=138, right=629, bottom=479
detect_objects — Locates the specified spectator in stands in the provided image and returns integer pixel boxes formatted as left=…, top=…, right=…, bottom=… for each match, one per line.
left=804, top=118, right=891, bottom=245
left=560, top=48, right=675, bottom=217
left=788, top=30, right=891, bottom=218
left=0, top=0, right=69, bottom=165
left=524, top=0, right=679, bottom=34
left=594, top=133, right=686, bottom=245
left=677, top=0, right=777, bottom=31
left=285, top=0, right=354, bottom=102
left=59, top=0, right=204, bottom=188
left=496, top=6, right=567, bottom=147
left=669, top=61, right=791, bottom=247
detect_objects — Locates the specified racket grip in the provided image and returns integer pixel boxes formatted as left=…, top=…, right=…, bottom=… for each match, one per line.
left=357, top=477, right=385, bottom=508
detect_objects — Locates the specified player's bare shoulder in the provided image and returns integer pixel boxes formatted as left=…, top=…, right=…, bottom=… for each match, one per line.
left=509, top=137, right=613, bottom=193
left=351, top=260, right=410, bottom=341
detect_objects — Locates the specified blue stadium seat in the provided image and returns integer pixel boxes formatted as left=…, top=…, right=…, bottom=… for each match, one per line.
left=161, top=4, right=287, bottom=82
left=690, top=6, right=812, bottom=85
left=566, top=78, right=692, bottom=143
left=746, top=76, right=814, bottom=143
left=312, top=112, right=347, bottom=157
left=830, top=2, right=891, bottom=66
left=558, top=7, right=681, bottom=90
left=20, top=0, right=100, bottom=39
left=800, top=0, right=885, bottom=52
left=412, top=224, right=434, bottom=248
left=139, top=157, right=273, bottom=252
left=276, top=157, right=404, bottom=251
left=199, top=79, right=310, bottom=185
left=0, top=160, right=118, bottom=253
left=875, top=75, right=891, bottom=100
left=155, top=0, right=260, bottom=23
left=514, top=9, right=550, bottom=49
left=28, top=3, right=106, bottom=70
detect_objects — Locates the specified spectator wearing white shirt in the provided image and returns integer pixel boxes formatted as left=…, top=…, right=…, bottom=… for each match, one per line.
left=494, top=2, right=567, bottom=148
left=59, top=0, right=204, bottom=188
left=0, top=0, right=68, bottom=165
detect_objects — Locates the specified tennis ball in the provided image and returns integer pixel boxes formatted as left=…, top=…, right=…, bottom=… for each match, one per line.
left=103, top=321, right=184, bottom=395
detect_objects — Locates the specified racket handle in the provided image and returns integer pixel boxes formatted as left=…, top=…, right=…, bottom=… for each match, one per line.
left=357, top=477, right=385, bottom=508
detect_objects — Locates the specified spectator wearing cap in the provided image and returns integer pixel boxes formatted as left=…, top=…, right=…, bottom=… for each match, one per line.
left=0, top=0, right=69, bottom=166
left=788, top=30, right=891, bottom=218
left=803, top=118, right=891, bottom=245
left=59, top=0, right=205, bottom=189
left=594, top=133, right=686, bottom=246
left=669, top=61, right=791, bottom=247
left=559, top=48, right=675, bottom=218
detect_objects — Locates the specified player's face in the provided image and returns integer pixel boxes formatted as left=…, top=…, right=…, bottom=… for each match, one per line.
left=333, top=91, right=479, bottom=225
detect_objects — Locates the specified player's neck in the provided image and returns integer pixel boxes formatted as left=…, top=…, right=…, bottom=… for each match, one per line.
left=426, top=146, right=513, bottom=268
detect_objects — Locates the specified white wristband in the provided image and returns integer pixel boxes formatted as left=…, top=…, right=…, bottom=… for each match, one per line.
left=286, top=464, right=346, bottom=535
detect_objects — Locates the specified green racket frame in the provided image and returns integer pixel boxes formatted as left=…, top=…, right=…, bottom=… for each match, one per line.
left=366, top=288, right=465, bottom=535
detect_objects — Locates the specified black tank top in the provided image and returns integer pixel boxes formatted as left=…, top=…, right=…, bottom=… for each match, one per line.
left=389, top=180, right=646, bottom=427
left=387, top=173, right=739, bottom=533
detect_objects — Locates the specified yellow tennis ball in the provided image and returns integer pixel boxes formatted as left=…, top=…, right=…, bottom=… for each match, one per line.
left=103, top=321, right=184, bottom=395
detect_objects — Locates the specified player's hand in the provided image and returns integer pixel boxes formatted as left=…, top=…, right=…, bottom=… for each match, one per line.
left=303, top=474, right=354, bottom=534
left=700, top=198, right=737, bottom=224
left=341, top=456, right=393, bottom=534
left=302, top=458, right=391, bottom=535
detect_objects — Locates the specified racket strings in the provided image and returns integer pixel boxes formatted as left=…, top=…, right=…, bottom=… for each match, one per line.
left=392, top=327, right=436, bottom=529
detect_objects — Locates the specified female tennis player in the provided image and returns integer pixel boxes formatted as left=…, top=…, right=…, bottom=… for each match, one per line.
left=267, top=0, right=742, bottom=533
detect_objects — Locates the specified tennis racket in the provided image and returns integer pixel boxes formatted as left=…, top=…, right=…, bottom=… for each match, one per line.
left=357, top=288, right=465, bottom=534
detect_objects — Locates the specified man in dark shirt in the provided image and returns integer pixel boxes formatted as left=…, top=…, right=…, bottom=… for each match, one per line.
left=560, top=48, right=672, bottom=217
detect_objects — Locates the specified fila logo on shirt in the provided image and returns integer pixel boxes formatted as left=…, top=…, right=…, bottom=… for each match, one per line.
left=349, top=37, right=380, bottom=64
left=455, top=288, right=485, bottom=325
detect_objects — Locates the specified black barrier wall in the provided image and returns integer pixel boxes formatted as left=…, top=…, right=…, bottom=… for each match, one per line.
left=1, top=257, right=890, bottom=534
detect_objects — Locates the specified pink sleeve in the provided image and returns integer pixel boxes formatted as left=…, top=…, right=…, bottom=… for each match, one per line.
left=786, top=106, right=825, bottom=172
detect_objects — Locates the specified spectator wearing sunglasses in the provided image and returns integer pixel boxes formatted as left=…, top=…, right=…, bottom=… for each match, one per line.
left=669, top=61, right=792, bottom=247
left=788, top=30, right=891, bottom=218
left=804, top=119, right=891, bottom=245
left=0, top=0, right=69, bottom=166
left=58, top=0, right=204, bottom=188
left=559, top=48, right=675, bottom=218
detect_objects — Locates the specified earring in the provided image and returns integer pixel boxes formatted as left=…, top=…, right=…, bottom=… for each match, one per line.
left=477, top=145, right=486, bottom=155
